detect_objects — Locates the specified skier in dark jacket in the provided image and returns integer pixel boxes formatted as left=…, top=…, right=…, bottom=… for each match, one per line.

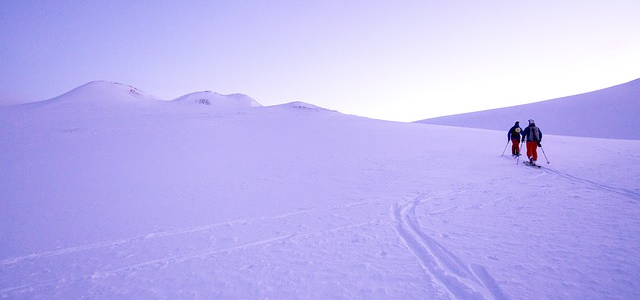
left=507, top=121, right=523, bottom=156
left=521, top=119, right=543, bottom=165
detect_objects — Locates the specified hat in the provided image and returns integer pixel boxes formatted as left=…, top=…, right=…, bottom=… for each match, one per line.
left=528, top=119, right=535, bottom=124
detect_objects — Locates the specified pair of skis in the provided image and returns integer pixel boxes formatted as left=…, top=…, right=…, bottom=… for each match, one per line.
left=506, top=154, right=543, bottom=168
left=522, top=161, right=542, bottom=168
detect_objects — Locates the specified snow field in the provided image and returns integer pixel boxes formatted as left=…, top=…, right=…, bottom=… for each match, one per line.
left=1, top=82, right=639, bottom=299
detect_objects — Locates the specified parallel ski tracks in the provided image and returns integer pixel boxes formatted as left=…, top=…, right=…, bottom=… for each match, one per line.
left=0, top=234, right=296, bottom=295
left=0, top=202, right=373, bottom=267
left=392, top=194, right=508, bottom=300
left=504, top=155, right=640, bottom=202
left=540, top=168, right=640, bottom=201
left=0, top=200, right=377, bottom=295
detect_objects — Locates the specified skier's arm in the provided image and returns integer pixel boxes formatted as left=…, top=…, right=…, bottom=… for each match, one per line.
left=539, top=129, right=542, bottom=142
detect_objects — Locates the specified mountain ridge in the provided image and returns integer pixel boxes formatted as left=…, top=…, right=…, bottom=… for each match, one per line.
left=11, top=78, right=640, bottom=139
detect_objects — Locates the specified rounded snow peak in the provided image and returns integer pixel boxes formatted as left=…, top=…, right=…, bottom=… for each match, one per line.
left=172, top=91, right=262, bottom=109
left=43, top=81, right=161, bottom=105
left=276, top=101, right=332, bottom=111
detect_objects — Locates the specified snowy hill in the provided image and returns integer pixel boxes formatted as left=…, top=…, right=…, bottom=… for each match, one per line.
left=417, top=78, right=640, bottom=140
left=172, top=91, right=262, bottom=110
left=1, top=82, right=640, bottom=299
left=35, top=81, right=163, bottom=106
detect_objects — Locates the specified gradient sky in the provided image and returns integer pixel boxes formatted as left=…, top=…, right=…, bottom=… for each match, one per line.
left=1, top=0, right=639, bottom=121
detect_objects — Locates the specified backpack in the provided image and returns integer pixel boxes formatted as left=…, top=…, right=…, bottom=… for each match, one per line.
left=528, top=127, right=540, bottom=141
left=511, top=127, right=521, bottom=138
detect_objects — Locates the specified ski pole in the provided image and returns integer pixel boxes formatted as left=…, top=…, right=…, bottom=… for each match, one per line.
left=516, top=141, right=524, bottom=164
left=540, top=145, right=550, bottom=164
left=501, top=140, right=509, bottom=156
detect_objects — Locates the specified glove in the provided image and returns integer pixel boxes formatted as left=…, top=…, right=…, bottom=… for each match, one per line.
left=537, top=142, right=541, bottom=147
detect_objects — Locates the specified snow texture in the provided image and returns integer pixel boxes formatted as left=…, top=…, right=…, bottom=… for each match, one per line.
left=1, top=81, right=639, bottom=299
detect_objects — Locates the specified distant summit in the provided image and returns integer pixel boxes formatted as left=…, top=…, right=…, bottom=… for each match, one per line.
left=417, top=78, right=640, bottom=140
left=12, top=81, right=342, bottom=118
left=25, top=81, right=262, bottom=114
left=172, top=91, right=261, bottom=109
left=274, top=101, right=330, bottom=110
left=42, top=81, right=162, bottom=105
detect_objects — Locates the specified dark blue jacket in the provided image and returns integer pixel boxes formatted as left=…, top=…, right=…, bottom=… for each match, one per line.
left=507, top=125, right=522, bottom=141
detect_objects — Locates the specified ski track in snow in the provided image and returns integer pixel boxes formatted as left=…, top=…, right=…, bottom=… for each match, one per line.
left=0, top=219, right=261, bottom=267
left=391, top=193, right=508, bottom=300
left=0, top=206, right=329, bottom=267
left=0, top=200, right=379, bottom=268
left=502, top=155, right=640, bottom=202
left=540, top=168, right=640, bottom=201
left=0, top=234, right=296, bottom=295
left=0, top=200, right=379, bottom=295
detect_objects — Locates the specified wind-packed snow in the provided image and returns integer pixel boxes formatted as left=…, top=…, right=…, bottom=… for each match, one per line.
left=418, top=78, right=640, bottom=140
left=1, top=81, right=639, bottom=299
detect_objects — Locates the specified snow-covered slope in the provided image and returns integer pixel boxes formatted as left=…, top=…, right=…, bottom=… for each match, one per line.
left=1, top=82, right=639, bottom=299
left=417, top=78, right=640, bottom=140
left=34, top=81, right=162, bottom=106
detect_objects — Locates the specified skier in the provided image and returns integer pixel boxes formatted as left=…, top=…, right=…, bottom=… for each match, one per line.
left=521, top=119, right=543, bottom=166
left=507, top=121, right=523, bottom=156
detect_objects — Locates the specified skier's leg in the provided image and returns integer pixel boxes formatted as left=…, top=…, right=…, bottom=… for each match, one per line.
left=526, top=142, right=534, bottom=161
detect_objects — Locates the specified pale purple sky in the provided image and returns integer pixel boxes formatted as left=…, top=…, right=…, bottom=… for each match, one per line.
left=1, top=0, right=639, bottom=121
